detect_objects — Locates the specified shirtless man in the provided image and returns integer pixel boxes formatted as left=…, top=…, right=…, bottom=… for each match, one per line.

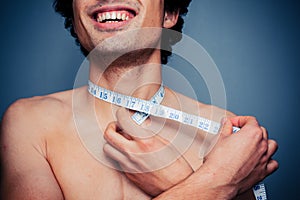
left=0, top=0, right=278, bottom=199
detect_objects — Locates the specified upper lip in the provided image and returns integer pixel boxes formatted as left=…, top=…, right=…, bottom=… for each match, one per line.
left=89, top=4, right=139, bottom=19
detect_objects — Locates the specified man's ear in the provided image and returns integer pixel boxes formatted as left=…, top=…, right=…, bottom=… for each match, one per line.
left=163, top=10, right=179, bottom=28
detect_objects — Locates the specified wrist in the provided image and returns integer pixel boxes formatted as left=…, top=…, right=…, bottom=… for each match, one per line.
left=154, top=163, right=238, bottom=200
left=196, top=164, right=238, bottom=199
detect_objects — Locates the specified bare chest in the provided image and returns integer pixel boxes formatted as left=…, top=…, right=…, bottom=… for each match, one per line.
left=46, top=121, right=149, bottom=200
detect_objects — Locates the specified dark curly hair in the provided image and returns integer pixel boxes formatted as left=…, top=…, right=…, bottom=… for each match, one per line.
left=53, top=0, right=192, bottom=64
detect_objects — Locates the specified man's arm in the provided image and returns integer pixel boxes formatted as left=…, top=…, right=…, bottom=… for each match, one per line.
left=103, top=108, right=194, bottom=196
left=154, top=117, right=278, bottom=199
left=152, top=165, right=254, bottom=200
left=153, top=163, right=235, bottom=199
left=104, top=111, right=278, bottom=199
left=0, top=100, right=64, bottom=199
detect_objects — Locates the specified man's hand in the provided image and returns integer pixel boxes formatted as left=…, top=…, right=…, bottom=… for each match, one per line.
left=203, top=116, right=279, bottom=197
left=154, top=116, right=278, bottom=200
left=103, top=108, right=193, bottom=196
left=104, top=108, right=279, bottom=199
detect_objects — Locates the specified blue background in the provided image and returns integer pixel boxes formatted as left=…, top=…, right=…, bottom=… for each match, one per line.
left=0, top=0, right=299, bottom=199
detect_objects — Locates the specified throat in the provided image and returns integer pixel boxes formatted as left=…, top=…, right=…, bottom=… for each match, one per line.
left=89, top=51, right=163, bottom=100
left=102, top=66, right=162, bottom=100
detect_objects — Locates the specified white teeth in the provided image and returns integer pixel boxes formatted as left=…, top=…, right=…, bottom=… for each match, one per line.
left=101, top=13, right=106, bottom=21
left=98, top=15, right=102, bottom=22
left=111, top=12, right=116, bottom=20
left=105, top=12, right=111, bottom=20
left=121, top=13, right=126, bottom=21
left=117, top=12, right=121, bottom=20
left=97, top=11, right=131, bottom=23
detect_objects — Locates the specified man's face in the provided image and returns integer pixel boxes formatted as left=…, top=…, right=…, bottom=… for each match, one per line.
left=72, top=0, right=170, bottom=54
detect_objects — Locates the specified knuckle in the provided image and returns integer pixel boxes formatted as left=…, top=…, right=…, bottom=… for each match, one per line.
left=249, top=126, right=263, bottom=141
left=247, top=116, right=259, bottom=124
left=261, top=140, right=268, bottom=152
left=125, top=151, right=135, bottom=161
left=103, top=130, right=110, bottom=140
left=258, top=140, right=268, bottom=155
left=260, top=155, right=268, bottom=164
left=120, top=145, right=135, bottom=158
left=248, top=116, right=256, bottom=120
left=253, top=126, right=263, bottom=135
left=103, top=143, right=109, bottom=153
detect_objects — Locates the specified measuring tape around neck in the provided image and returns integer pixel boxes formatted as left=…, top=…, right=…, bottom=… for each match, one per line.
left=131, top=83, right=165, bottom=125
left=87, top=80, right=267, bottom=200
left=88, top=80, right=240, bottom=134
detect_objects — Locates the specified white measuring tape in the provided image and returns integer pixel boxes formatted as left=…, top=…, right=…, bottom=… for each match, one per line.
left=88, top=80, right=267, bottom=200
left=88, top=80, right=240, bottom=135
left=131, top=83, right=165, bottom=125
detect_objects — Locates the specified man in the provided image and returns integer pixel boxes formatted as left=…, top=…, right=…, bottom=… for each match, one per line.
left=0, top=0, right=278, bottom=199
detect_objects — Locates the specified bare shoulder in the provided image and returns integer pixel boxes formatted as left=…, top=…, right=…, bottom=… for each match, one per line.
left=1, top=89, right=75, bottom=141
left=0, top=90, right=74, bottom=161
left=168, top=89, right=236, bottom=121
left=0, top=90, right=76, bottom=199
left=198, top=103, right=236, bottom=119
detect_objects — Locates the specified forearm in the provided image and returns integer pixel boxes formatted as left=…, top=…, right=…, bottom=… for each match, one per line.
left=153, top=167, right=236, bottom=200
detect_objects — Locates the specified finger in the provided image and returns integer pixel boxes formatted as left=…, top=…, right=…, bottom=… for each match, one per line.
left=103, top=143, right=128, bottom=164
left=266, top=140, right=278, bottom=158
left=260, top=126, right=268, bottom=140
left=104, top=121, right=133, bottom=153
left=258, top=140, right=278, bottom=167
left=229, top=116, right=265, bottom=141
left=219, top=117, right=233, bottom=137
left=103, top=143, right=139, bottom=173
left=266, top=159, right=279, bottom=176
left=116, top=108, right=155, bottom=139
left=229, top=116, right=259, bottom=128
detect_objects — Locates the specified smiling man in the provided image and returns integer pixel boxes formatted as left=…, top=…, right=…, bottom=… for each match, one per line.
left=0, top=0, right=278, bottom=199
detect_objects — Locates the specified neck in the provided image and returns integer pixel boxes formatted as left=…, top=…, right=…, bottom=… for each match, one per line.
left=86, top=48, right=163, bottom=129
left=89, top=48, right=163, bottom=100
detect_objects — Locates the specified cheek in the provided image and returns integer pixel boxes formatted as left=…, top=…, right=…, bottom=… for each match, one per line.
left=72, top=1, right=82, bottom=34
left=72, top=3, right=91, bottom=46
left=143, top=6, right=164, bottom=27
left=72, top=0, right=90, bottom=34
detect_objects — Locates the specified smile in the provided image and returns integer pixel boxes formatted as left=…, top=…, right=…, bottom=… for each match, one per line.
left=95, top=11, right=133, bottom=23
left=91, top=6, right=137, bottom=29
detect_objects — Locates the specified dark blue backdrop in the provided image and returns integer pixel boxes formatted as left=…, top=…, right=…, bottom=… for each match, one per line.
left=1, top=0, right=299, bottom=199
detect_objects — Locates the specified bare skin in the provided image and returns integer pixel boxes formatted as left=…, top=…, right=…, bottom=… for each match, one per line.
left=1, top=84, right=277, bottom=199
left=102, top=90, right=278, bottom=199
left=0, top=0, right=278, bottom=199
left=0, top=88, right=146, bottom=199
left=1, top=86, right=158, bottom=199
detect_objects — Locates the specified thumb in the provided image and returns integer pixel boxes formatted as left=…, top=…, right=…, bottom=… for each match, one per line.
left=219, top=117, right=233, bottom=137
